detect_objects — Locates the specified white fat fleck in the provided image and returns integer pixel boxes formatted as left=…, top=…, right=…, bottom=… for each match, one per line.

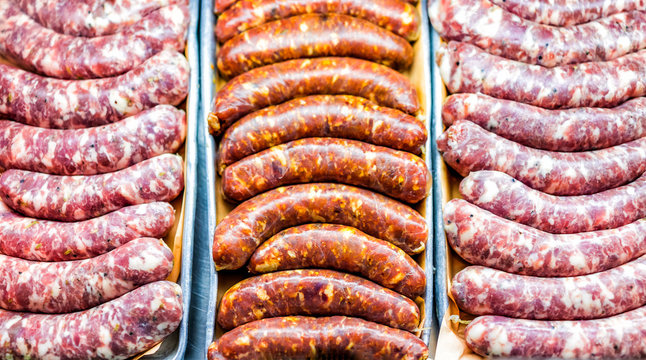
left=108, top=92, right=132, bottom=115
left=475, top=7, right=503, bottom=39
left=299, top=22, right=309, bottom=32
left=486, top=325, right=513, bottom=356
left=478, top=180, right=499, bottom=203
left=536, top=156, right=554, bottom=177
left=444, top=221, right=458, bottom=236
left=569, top=254, right=586, bottom=270
left=561, top=327, right=586, bottom=359
left=129, top=253, right=164, bottom=272
left=459, top=225, right=477, bottom=243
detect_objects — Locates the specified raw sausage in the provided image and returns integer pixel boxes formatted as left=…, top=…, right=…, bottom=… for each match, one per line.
left=0, top=237, right=172, bottom=313
left=217, top=13, right=413, bottom=78
left=208, top=316, right=429, bottom=360
left=0, top=2, right=189, bottom=79
left=221, top=137, right=430, bottom=203
left=217, top=269, right=420, bottom=330
left=210, top=57, right=419, bottom=134
left=0, top=105, right=186, bottom=175
left=217, top=95, right=426, bottom=171
left=0, top=281, right=182, bottom=360
left=437, top=121, right=646, bottom=195
left=460, top=170, right=646, bottom=234
left=249, top=224, right=426, bottom=298
left=429, top=0, right=646, bottom=66
left=216, top=0, right=420, bottom=43
left=213, top=183, right=428, bottom=270
left=0, top=201, right=175, bottom=261
left=0, top=153, right=184, bottom=221
left=0, top=50, right=189, bottom=129
left=445, top=199, right=646, bottom=277
left=442, top=93, right=646, bottom=151
left=436, top=41, right=646, bottom=109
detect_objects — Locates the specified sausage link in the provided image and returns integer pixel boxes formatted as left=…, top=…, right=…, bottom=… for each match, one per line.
left=213, top=183, right=427, bottom=270
left=218, top=95, right=426, bottom=171
left=0, top=281, right=182, bottom=360
left=0, top=153, right=184, bottom=221
left=436, top=41, right=646, bottom=109
left=216, top=0, right=418, bottom=13
left=209, top=316, right=428, bottom=360
left=460, top=170, right=646, bottom=234
left=222, top=137, right=430, bottom=203
left=437, top=121, right=646, bottom=195
left=0, top=50, right=189, bottom=129
left=249, top=224, right=425, bottom=298
left=210, top=57, right=419, bottom=134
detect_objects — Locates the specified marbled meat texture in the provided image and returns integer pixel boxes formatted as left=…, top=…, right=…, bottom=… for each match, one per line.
left=0, top=153, right=184, bottom=221
left=436, top=41, right=646, bottom=109
left=216, top=0, right=418, bottom=13
left=213, top=183, right=427, bottom=270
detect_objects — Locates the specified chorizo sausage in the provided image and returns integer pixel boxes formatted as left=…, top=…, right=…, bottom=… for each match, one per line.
left=0, top=105, right=186, bottom=175
left=429, top=0, right=646, bottom=67
left=213, top=183, right=428, bottom=270
left=210, top=57, right=419, bottom=134
left=0, top=2, right=189, bottom=79
left=0, top=50, right=189, bottom=129
left=0, top=153, right=184, bottom=221
left=216, top=0, right=418, bottom=13
left=0, top=281, right=182, bottom=360
left=437, top=121, right=646, bottom=195
left=248, top=224, right=425, bottom=298
left=217, top=269, right=420, bottom=330
left=436, top=41, right=646, bottom=109
left=445, top=199, right=646, bottom=277
left=208, top=316, right=429, bottom=360
left=217, top=95, right=426, bottom=171
left=221, top=137, right=430, bottom=203
left=460, top=170, right=646, bottom=234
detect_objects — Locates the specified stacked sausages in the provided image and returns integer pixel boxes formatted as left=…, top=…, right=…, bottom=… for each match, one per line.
left=0, top=0, right=190, bottom=358
left=431, top=0, right=646, bottom=358
left=208, top=1, right=430, bottom=359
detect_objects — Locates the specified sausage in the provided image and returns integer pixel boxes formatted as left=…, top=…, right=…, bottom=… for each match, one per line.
left=0, top=2, right=189, bottom=79
left=221, top=137, right=430, bottom=203
left=444, top=199, right=646, bottom=277
left=217, top=14, right=413, bottom=78
left=216, top=0, right=419, bottom=13
left=248, top=224, right=426, bottom=298
left=442, top=93, right=646, bottom=151
left=0, top=201, right=174, bottom=262
left=210, top=57, right=419, bottom=134
left=213, top=183, right=428, bottom=270
left=216, top=0, right=420, bottom=43
left=217, top=95, right=427, bottom=171
left=208, top=316, right=429, bottom=360
left=429, top=0, right=646, bottom=67
left=460, top=170, right=646, bottom=234
left=0, top=153, right=184, bottom=221
left=0, top=237, right=172, bottom=313
left=436, top=41, right=646, bottom=109
left=0, top=105, right=186, bottom=175
left=217, top=269, right=420, bottom=330
left=437, top=121, right=646, bottom=195
left=0, top=281, right=182, bottom=360
left=0, top=50, right=189, bottom=129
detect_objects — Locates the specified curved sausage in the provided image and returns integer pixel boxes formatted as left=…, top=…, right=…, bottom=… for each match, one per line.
left=216, top=0, right=420, bottom=43
left=429, top=0, right=646, bottom=67
left=0, top=50, right=189, bottom=129
left=0, top=105, right=186, bottom=175
left=0, top=2, right=189, bottom=79
left=442, top=93, right=646, bottom=151
left=437, top=121, right=646, bottom=195
left=445, top=199, right=646, bottom=277
left=213, top=183, right=428, bottom=270
left=217, top=95, right=426, bottom=171
left=0, top=281, right=182, bottom=360
left=0, top=201, right=174, bottom=262
left=249, top=224, right=426, bottom=298
left=460, top=170, right=646, bottom=234
left=216, top=0, right=418, bottom=13
left=208, top=316, right=429, bottom=360
left=217, top=269, right=420, bottom=330
left=221, top=137, right=430, bottom=203
left=210, top=57, right=419, bottom=134
left=217, top=14, right=413, bottom=78
left=0, top=153, right=184, bottom=221
left=436, top=41, right=646, bottom=109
